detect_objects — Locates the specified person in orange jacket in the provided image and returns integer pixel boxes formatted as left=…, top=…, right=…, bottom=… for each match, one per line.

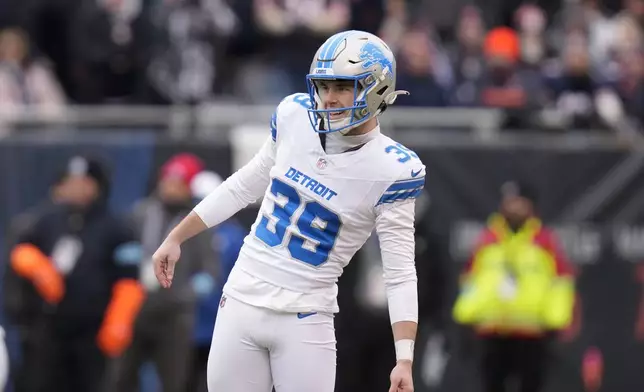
left=7, top=155, right=145, bottom=392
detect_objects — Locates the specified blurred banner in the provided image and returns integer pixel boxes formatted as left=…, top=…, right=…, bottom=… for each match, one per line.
left=1, top=130, right=644, bottom=391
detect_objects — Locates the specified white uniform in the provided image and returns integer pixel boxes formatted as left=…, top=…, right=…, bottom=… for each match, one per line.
left=194, top=93, right=425, bottom=392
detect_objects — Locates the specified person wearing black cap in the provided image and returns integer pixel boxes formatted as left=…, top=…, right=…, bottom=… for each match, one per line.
left=2, top=169, right=71, bottom=392
left=452, top=180, right=576, bottom=392
left=6, top=155, right=145, bottom=392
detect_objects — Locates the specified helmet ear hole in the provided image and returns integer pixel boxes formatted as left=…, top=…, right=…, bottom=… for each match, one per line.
left=376, top=86, right=388, bottom=96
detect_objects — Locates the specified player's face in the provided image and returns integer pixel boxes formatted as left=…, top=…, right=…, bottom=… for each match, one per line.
left=316, top=80, right=356, bottom=121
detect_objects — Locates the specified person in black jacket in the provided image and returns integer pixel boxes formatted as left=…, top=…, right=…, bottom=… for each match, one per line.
left=6, top=155, right=145, bottom=392
left=2, top=171, right=69, bottom=392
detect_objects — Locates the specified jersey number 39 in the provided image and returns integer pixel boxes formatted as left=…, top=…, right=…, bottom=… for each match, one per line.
left=255, top=178, right=341, bottom=267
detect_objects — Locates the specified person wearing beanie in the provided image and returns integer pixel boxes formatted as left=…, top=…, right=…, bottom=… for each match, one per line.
left=453, top=180, right=576, bottom=392
left=105, top=153, right=219, bottom=392
left=477, top=27, right=544, bottom=129
left=6, top=155, right=145, bottom=392
left=2, top=167, right=73, bottom=391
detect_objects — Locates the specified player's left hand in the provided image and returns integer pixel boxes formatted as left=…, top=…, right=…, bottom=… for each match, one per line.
left=389, top=360, right=414, bottom=392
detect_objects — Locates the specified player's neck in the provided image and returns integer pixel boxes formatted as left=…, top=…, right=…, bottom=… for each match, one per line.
left=343, top=117, right=378, bottom=136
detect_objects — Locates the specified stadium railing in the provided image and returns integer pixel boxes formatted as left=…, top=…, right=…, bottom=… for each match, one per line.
left=0, top=104, right=641, bottom=150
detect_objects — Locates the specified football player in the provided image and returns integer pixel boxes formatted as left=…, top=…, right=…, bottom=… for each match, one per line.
left=153, top=30, right=425, bottom=392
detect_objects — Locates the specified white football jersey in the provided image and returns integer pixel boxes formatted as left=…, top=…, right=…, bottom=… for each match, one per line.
left=221, top=93, right=425, bottom=314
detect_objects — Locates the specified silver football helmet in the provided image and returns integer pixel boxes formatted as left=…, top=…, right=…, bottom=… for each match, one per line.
left=306, top=30, right=408, bottom=134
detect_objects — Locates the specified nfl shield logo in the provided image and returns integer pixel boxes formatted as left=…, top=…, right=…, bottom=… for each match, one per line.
left=219, top=295, right=227, bottom=308
left=317, top=158, right=328, bottom=170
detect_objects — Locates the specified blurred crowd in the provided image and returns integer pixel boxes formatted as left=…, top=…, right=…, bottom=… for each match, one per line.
left=2, top=153, right=247, bottom=392
left=0, top=0, right=642, bottom=131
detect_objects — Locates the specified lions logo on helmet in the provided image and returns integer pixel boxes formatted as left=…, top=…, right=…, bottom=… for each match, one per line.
left=306, top=30, right=409, bottom=135
left=359, top=41, right=393, bottom=76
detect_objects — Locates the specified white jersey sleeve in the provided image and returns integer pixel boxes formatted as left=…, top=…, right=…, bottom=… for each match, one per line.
left=374, top=158, right=425, bottom=325
left=193, top=110, right=279, bottom=227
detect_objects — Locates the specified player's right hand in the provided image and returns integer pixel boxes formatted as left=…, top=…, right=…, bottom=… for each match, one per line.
left=152, top=239, right=181, bottom=288
left=389, top=360, right=414, bottom=392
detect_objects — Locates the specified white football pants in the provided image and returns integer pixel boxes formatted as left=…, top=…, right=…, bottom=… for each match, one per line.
left=207, top=295, right=337, bottom=392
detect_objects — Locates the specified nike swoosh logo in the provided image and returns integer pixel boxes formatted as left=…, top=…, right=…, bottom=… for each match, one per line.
left=411, top=169, right=422, bottom=177
left=297, top=312, right=317, bottom=319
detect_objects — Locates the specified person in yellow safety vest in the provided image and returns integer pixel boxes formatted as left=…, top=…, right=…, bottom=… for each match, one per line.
left=453, top=180, right=575, bottom=392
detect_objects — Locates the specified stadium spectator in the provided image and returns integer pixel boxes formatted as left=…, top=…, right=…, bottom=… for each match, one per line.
left=5, top=155, right=145, bottom=392
left=453, top=181, right=576, bottom=392
left=2, top=174, right=72, bottom=391
left=614, top=48, right=644, bottom=127
left=454, top=26, right=545, bottom=128
left=396, top=27, right=450, bottom=107
left=514, top=4, right=549, bottom=67
left=145, top=0, right=239, bottom=104
left=542, top=36, right=608, bottom=129
left=0, top=27, right=65, bottom=118
left=66, top=0, right=153, bottom=103
left=449, top=5, right=486, bottom=89
left=106, top=153, right=218, bottom=392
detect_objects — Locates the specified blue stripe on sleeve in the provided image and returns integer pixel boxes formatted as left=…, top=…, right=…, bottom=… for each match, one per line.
left=385, top=177, right=425, bottom=192
left=376, top=188, right=423, bottom=206
left=376, top=177, right=425, bottom=206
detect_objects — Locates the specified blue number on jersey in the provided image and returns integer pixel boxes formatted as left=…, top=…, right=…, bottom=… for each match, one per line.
left=255, top=179, right=341, bottom=267
left=290, top=200, right=341, bottom=266
left=292, top=93, right=313, bottom=109
left=385, top=143, right=419, bottom=163
left=255, top=179, right=301, bottom=246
